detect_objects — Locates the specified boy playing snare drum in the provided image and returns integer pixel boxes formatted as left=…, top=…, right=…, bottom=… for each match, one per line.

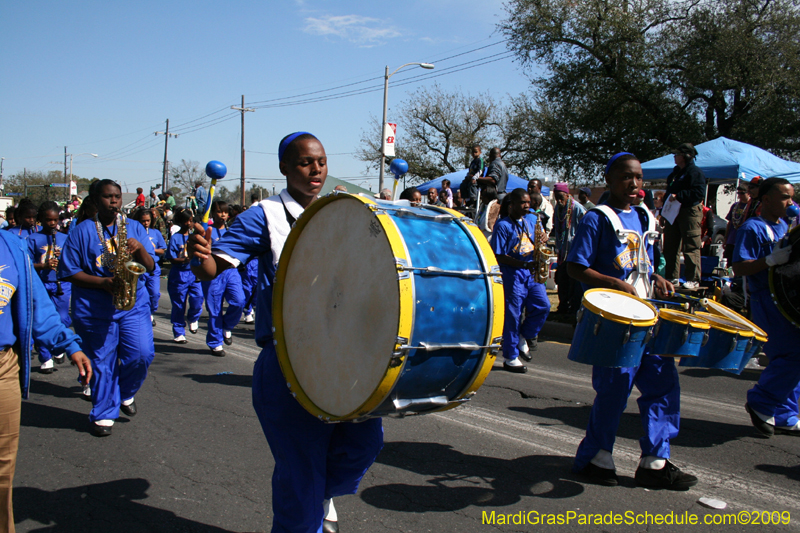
left=566, top=153, right=696, bottom=490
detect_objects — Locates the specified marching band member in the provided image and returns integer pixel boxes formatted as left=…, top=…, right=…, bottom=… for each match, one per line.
left=27, top=201, right=72, bottom=373
left=8, top=199, right=39, bottom=239
left=166, top=210, right=203, bottom=344
left=734, top=177, right=800, bottom=436
left=490, top=188, right=551, bottom=372
left=132, top=209, right=166, bottom=326
left=566, top=153, right=696, bottom=490
left=189, top=132, right=383, bottom=533
left=240, top=257, right=258, bottom=324
left=201, top=201, right=244, bottom=356
left=57, top=179, right=156, bottom=437
left=0, top=229, right=92, bottom=530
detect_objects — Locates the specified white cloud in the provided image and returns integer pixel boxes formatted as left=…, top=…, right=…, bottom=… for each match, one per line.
left=303, top=14, right=401, bottom=46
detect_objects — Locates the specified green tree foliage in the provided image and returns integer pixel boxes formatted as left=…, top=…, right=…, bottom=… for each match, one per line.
left=502, top=0, right=800, bottom=179
left=2, top=170, right=90, bottom=205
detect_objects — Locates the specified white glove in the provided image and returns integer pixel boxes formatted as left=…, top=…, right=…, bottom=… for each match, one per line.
left=766, top=241, right=792, bottom=267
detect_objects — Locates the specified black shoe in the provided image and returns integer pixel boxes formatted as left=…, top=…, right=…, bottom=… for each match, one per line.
left=635, top=461, right=698, bottom=491
left=91, top=423, right=112, bottom=437
left=53, top=354, right=66, bottom=365
left=322, top=520, right=339, bottom=533
left=152, top=318, right=157, bottom=326
left=577, top=462, right=618, bottom=487
left=189, top=323, right=199, bottom=334
left=38, top=365, right=54, bottom=375
left=223, top=333, right=233, bottom=346
left=503, top=361, right=527, bottom=373
left=210, top=347, right=226, bottom=357
left=745, top=402, right=774, bottom=437
left=774, top=424, right=800, bottom=436
left=120, top=400, right=137, bottom=417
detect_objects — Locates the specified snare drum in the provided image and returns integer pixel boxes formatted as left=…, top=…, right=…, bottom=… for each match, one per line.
left=273, top=194, right=503, bottom=421
left=568, top=289, right=658, bottom=368
left=648, top=309, right=710, bottom=358
left=700, top=300, right=769, bottom=374
left=679, top=312, right=754, bottom=371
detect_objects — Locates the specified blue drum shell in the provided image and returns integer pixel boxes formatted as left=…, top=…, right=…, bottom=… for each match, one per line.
left=568, top=307, right=650, bottom=368
left=679, top=329, right=750, bottom=370
left=734, top=337, right=766, bottom=375
left=648, top=319, right=706, bottom=358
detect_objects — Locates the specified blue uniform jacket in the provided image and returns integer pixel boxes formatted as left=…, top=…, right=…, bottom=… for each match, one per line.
left=1, top=230, right=82, bottom=399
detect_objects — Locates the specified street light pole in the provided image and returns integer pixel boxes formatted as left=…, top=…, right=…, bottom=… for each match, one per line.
left=377, top=62, right=434, bottom=195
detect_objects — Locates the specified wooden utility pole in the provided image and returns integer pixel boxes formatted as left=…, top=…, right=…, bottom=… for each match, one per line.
left=64, top=147, right=69, bottom=200
left=231, top=95, right=254, bottom=205
left=155, top=119, right=178, bottom=192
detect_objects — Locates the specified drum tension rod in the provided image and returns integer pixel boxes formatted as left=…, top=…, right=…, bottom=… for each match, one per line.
left=395, top=264, right=502, bottom=278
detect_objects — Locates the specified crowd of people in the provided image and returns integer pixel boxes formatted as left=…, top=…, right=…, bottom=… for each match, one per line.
left=1, top=136, right=798, bottom=532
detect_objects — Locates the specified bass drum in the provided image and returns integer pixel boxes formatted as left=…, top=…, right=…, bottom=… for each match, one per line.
left=272, top=193, right=503, bottom=422
left=770, top=224, right=800, bottom=328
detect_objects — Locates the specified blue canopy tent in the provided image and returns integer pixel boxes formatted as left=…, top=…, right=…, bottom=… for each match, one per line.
left=415, top=169, right=532, bottom=195
left=641, top=137, right=800, bottom=183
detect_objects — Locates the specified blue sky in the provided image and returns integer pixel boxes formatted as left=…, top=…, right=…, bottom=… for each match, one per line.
left=1, top=0, right=534, bottom=194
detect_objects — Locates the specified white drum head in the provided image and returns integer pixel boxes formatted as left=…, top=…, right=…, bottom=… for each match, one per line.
left=280, top=197, right=400, bottom=417
left=584, top=290, right=656, bottom=320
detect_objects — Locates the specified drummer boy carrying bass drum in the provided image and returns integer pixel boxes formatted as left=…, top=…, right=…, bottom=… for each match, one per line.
left=565, top=152, right=698, bottom=490
left=733, top=177, right=800, bottom=437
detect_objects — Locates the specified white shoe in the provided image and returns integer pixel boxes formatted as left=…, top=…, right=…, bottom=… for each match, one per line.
left=518, top=337, right=529, bottom=356
left=82, top=384, right=92, bottom=399
left=670, top=279, right=680, bottom=286
left=323, top=498, right=338, bottom=523
left=53, top=353, right=66, bottom=364
left=174, top=335, right=188, bottom=344
left=683, top=281, right=699, bottom=290
left=504, top=357, right=524, bottom=367
left=189, top=321, right=199, bottom=334
left=243, top=311, right=255, bottom=323
left=40, top=359, right=54, bottom=373
left=223, top=330, right=233, bottom=346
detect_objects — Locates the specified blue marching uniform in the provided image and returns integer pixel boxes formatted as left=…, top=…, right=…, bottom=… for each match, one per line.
left=240, top=257, right=259, bottom=318
left=166, top=233, right=203, bottom=338
left=213, top=193, right=383, bottom=533
left=567, top=206, right=680, bottom=472
left=144, top=228, right=167, bottom=316
left=7, top=226, right=40, bottom=240
left=27, top=231, right=72, bottom=363
left=489, top=213, right=551, bottom=360
left=735, top=217, right=800, bottom=429
left=57, top=217, right=156, bottom=422
left=201, top=227, right=244, bottom=349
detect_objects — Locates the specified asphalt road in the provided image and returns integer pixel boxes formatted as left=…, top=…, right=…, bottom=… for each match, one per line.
left=14, top=279, right=800, bottom=532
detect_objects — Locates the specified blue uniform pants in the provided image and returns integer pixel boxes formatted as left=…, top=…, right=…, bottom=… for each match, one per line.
left=37, top=282, right=72, bottom=362
left=73, top=303, right=154, bottom=422
left=168, top=268, right=203, bottom=337
left=501, top=268, right=550, bottom=359
left=747, top=290, right=800, bottom=427
left=201, top=269, right=245, bottom=349
left=253, top=345, right=383, bottom=533
left=143, top=266, right=161, bottom=314
left=574, top=355, right=680, bottom=472
left=240, top=259, right=258, bottom=314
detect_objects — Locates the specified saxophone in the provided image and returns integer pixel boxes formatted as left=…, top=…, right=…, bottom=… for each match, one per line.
left=532, top=215, right=555, bottom=284
left=96, top=214, right=147, bottom=311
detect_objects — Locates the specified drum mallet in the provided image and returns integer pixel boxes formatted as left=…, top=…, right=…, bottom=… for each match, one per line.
left=389, top=159, right=408, bottom=201
left=191, top=160, right=227, bottom=266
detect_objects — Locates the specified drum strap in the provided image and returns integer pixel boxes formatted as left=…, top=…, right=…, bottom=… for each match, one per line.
left=592, top=205, right=658, bottom=299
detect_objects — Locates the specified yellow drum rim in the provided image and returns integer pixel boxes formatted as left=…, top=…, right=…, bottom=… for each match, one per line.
left=582, top=288, right=658, bottom=327
left=694, top=312, right=755, bottom=337
left=658, top=309, right=711, bottom=329
left=272, top=193, right=413, bottom=421
left=704, top=300, right=768, bottom=338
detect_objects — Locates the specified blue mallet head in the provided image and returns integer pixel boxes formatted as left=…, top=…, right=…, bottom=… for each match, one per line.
left=205, top=160, right=227, bottom=180
left=787, top=204, right=800, bottom=219
left=389, top=159, right=408, bottom=178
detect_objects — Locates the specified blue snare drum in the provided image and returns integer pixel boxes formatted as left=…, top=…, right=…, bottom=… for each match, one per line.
left=679, top=312, right=754, bottom=371
left=648, top=309, right=710, bottom=358
left=699, top=300, right=769, bottom=373
left=273, top=194, right=504, bottom=421
left=568, top=289, right=658, bottom=368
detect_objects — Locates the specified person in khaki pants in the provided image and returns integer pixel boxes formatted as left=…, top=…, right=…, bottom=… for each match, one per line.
left=0, top=230, right=92, bottom=532
left=663, top=143, right=706, bottom=290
